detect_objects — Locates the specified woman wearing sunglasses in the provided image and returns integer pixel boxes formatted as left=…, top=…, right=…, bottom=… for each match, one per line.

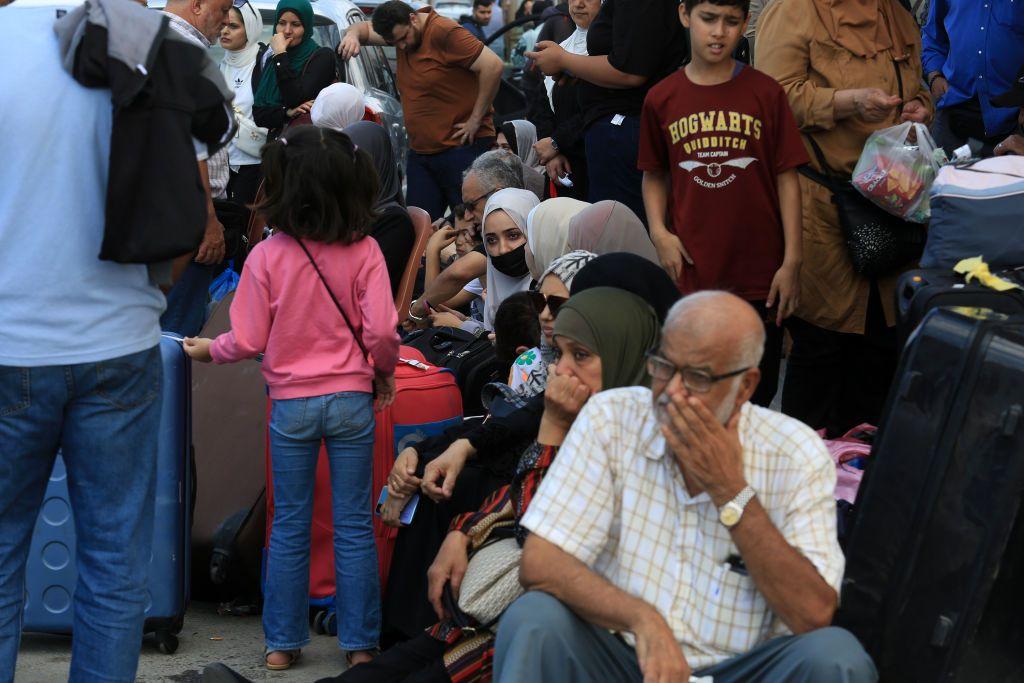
left=510, top=250, right=595, bottom=397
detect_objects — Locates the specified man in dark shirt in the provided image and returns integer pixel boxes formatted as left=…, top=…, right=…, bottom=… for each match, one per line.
left=460, top=0, right=494, bottom=42
left=527, top=0, right=688, bottom=223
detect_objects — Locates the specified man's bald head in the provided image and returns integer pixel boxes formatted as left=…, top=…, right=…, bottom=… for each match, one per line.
left=664, top=291, right=766, bottom=369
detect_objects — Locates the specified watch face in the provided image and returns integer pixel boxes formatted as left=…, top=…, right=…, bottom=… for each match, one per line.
left=720, top=505, right=741, bottom=527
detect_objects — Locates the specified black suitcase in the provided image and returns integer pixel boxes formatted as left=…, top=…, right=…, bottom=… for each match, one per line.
left=402, top=327, right=504, bottom=416
left=836, top=307, right=1024, bottom=681
left=895, top=267, right=1024, bottom=348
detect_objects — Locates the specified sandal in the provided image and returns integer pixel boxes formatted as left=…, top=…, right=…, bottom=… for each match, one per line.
left=265, top=648, right=301, bottom=671
left=345, top=648, right=380, bottom=668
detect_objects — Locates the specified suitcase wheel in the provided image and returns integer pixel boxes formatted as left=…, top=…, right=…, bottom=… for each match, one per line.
left=155, top=631, right=179, bottom=655
left=325, top=611, right=337, bottom=637
left=312, top=609, right=328, bottom=635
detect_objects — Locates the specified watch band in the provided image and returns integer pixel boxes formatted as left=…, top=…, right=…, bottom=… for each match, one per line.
left=732, top=485, right=756, bottom=511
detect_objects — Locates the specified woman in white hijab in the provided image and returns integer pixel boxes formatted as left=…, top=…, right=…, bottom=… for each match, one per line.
left=531, top=0, right=602, bottom=201
left=219, top=0, right=269, bottom=207
left=524, top=196, right=590, bottom=279
left=478, top=188, right=542, bottom=331
left=310, top=83, right=367, bottom=133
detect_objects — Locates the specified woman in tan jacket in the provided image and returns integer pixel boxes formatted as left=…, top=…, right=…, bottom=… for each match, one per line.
left=757, top=0, right=931, bottom=436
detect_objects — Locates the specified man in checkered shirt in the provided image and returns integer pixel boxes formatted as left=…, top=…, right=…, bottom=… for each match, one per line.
left=493, top=291, right=875, bottom=683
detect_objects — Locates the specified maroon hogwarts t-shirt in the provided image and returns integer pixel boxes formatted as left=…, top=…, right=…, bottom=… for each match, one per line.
left=638, top=65, right=808, bottom=300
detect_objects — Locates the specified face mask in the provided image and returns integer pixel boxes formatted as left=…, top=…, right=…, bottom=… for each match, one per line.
left=490, top=243, right=530, bottom=278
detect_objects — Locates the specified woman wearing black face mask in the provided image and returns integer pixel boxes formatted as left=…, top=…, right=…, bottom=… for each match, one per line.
left=478, top=188, right=542, bottom=331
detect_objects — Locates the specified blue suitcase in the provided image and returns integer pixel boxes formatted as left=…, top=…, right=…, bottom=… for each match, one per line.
left=21, top=335, right=193, bottom=654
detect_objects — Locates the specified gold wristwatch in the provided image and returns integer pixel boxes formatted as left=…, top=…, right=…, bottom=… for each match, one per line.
left=719, top=485, right=756, bottom=529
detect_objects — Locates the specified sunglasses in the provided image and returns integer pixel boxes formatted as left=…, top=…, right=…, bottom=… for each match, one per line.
left=527, top=291, right=569, bottom=318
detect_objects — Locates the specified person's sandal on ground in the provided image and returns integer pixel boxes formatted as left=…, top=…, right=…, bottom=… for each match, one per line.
left=265, top=648, right=301, bottom=671
left=346, top=648, right=380, bottom=667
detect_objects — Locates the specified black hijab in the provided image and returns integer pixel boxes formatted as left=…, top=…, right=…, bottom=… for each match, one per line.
left=343, top=121, right=403, bottom=211
left=570, top=252, right=681, bottom=323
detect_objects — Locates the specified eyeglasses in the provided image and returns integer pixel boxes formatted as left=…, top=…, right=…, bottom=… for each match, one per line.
left=463, top=188, right=497, bottom=214
left=526, top=291, right=569, bottom=318
left=645, top=352, right=750, bottom=394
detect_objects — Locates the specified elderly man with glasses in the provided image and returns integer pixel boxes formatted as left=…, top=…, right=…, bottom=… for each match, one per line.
left=493, top=290, right=874, bottom=683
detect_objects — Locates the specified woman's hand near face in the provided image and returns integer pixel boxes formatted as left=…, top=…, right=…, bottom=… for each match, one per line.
left=537, top=365, right=592, bottom=445
left=270, top=31, right=290, bottom=55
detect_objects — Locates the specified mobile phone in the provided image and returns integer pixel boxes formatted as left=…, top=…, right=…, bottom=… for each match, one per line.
left=375, top=487, right=419, bottom=526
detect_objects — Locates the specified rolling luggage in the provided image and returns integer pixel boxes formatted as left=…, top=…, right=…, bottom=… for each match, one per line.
left=191, top=292, right=267, bottom=603
left=22, top=335, right=193, bottom=654
left=896, top=267, right=1024, bottom=348
left=836, top=307, right=1024, bottom=681
left=264, top=351, right=462, bottom=631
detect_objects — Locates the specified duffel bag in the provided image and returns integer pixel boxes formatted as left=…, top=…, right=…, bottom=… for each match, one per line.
left=920, top=156, right=1024, bottom=269
left=403, top=327, right=504, bottom=416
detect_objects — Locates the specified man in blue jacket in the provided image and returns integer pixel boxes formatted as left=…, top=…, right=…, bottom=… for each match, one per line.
left=923, top=0, right=1024, bottom=156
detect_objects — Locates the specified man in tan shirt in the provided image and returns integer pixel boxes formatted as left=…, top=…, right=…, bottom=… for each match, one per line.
left=340, top=1, right=505, bottom=219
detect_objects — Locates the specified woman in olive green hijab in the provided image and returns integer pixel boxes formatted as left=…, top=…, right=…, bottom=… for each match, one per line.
left=551, top=286, right=661, bottom=392
left=253, top=0, right=338, bottom=137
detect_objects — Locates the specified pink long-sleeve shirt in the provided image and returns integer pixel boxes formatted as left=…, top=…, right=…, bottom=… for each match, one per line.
left=210, top=232, right=400, bottom=400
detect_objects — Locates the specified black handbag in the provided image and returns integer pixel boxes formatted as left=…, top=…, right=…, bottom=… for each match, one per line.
left=799, top=135, right=926, bottom=278
left=402, top=327, right=504, bottom=417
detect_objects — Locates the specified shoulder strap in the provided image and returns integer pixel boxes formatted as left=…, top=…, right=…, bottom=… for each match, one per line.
left=251, top=44, right=269, bottom=95
left=295, top=238, right=370, bottom=362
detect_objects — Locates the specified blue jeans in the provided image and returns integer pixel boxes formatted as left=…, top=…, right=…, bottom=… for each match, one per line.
left=0, top=346, right=162, bottom=683
left=585, top=114, right=647, bottom=226
left=405, top=138, right=495, bottom=220
left=160, top=260, right=217, bottom=337
left=495, top=592, right=877, bottom=683
left=264, top=391, right=379, bottom=652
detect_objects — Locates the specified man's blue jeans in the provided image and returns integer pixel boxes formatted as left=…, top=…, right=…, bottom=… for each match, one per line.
left=264, top=391, right=379, bottom=652
left=160, top=261, right=216, bottom=337
left=0, top=346, right=162, bottom=683
left=406, top=138, right=495, bottom=220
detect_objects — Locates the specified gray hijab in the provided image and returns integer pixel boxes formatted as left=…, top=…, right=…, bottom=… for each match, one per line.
left=343, top=121, right=403, bottom=210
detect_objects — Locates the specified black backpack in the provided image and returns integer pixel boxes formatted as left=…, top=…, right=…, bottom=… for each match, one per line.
left=402, top=327, right=505, bottom=417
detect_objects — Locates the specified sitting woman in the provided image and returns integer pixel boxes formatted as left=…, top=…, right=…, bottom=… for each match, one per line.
left=344, top=120, right=414, bottom=298
left=338, top=286, right=662, bottom=683
left=497, top=120, right=546, bottom=200
left=253, top=0, right=337, bottom=138
left=510, top=250, right=595, bottom=397
left=379, top=253, right=679, bottom=639
left=311, top=82, right=366, bottom=133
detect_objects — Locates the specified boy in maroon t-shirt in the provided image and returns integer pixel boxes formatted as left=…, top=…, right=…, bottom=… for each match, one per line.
left=639, top=0, right=807, bottom=405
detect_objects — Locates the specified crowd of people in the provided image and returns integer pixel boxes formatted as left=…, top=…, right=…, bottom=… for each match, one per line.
left=2, top=0, right=1024, bottom=681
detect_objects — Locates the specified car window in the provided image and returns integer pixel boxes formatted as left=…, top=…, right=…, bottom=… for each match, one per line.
left=346, top=10, right=383, bottom=91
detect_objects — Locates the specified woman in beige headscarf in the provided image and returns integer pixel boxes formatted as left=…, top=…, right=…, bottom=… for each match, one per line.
left=525, top=197, right=590, bottom=279
left=566, top=200, right=660, bottom=267
left=757, top=0, right=931, bottom=436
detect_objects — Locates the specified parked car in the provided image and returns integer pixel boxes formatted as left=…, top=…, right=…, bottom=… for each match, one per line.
left=149, top=0, right=409, bottom=181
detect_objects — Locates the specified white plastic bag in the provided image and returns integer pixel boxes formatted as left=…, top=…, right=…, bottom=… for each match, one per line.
left=852, top=122, right=943, bottom=223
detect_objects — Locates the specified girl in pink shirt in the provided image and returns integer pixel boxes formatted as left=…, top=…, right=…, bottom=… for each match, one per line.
left=185, top=126, right=400, bottom=670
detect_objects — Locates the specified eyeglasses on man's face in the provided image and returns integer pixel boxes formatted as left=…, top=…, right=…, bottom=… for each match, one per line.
left=645, top=352, right=750, bottom=394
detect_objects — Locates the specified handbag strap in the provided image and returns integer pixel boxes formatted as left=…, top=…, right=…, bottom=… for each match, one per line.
left=295, top=237, right=370, bottom=362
